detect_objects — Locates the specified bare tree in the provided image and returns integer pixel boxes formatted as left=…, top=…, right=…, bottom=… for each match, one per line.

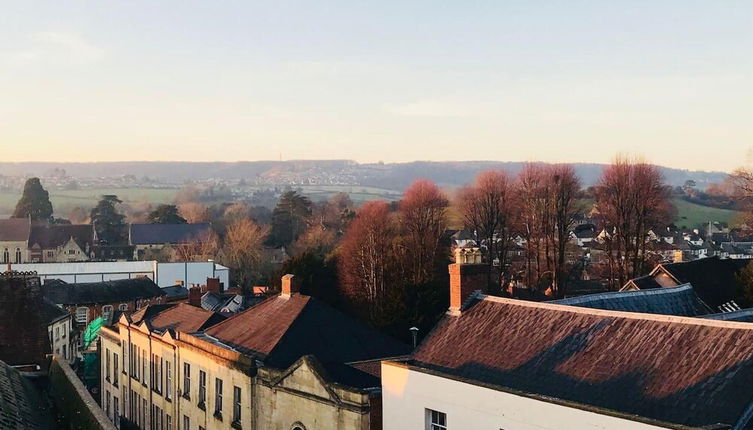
left=223, top=217, right=270, bottom=288
left=596, top=157, right=673, bottom=288
left=458, top=170, right=516, bottom=293
left=179, top=202, right=210, bottom=223
left=173, top=230, right=220, bottom=262
left=400, top=179, right=449, bottom=285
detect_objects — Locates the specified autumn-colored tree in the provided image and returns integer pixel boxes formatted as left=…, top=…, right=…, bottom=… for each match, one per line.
left=399, top=179, right=449, bottom=285
left=223, top=217, right=270, bottom=288
left=595, top=157, right=673, bottom=288
left=338, top=201, right=403, bottom=327
left=458, top=170, right=516, bottom=293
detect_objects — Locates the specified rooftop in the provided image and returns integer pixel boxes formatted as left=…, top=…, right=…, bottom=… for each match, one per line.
left=129, top=223, right=212, bottom=245
left=0, top=218, right=31, bottom=242
left=130, top=303, right=225, bottom=332
left=553, top=284, right=712, bottom=317
left=411, top=295, right=753, bottom=428
left=205, top=294, right=410, bottom=387
left=43, top=277, right=165, bottom=305
left=28, top=224, right=94, bottom=251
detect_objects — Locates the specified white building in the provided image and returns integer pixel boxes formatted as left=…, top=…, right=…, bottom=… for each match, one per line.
left=381, top=260, right=753, bottom=430
left=7, top=260, right=229, bottom=288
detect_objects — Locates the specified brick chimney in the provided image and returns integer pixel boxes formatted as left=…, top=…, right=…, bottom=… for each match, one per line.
left=281, top=274, right=300, bottom=297
left=448, top=248, right=487, bottom=315
left=206, top=277, right=221, bottom=294
left=188, top=286, right=202, bottom=307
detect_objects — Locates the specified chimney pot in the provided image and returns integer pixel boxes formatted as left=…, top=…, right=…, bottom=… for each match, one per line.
left=448, top=258, right=487, bottom=315
left=281, top=274, right=300, bottom=297
left=188, top=286, right=202, bottom=307
left=206, top=277, right=221, bottom=293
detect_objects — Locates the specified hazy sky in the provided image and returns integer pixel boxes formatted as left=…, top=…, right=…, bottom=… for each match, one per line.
left=1, top=1, right=751, bottom=171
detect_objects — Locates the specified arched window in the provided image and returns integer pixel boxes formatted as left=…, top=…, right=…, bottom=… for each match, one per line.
left=75, top=307, right=89, bottom=324
left=291, top=423, right=306, bottom=430
left=2, top=248, right=8, bottom=263
left=118, top=303, right=128, bottom=311
left=102, top=305, right=114, bottom=320
left=15, top=248, right=21, bottom=263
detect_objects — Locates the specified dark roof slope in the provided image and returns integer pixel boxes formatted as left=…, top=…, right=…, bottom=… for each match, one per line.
left=129, top=223, right=211, bottom=245
left=657, top=256, right=752, bottom=309
left=43, top=278, right=165, bottom=305
left=205, top=294, right=410, bottom=386
left=0, top=218, right=31, bottom=241
left=627, top=275, right=663, bottom=290
left=0, top=360, right=55, bottom=429
left=40, top=298, right=70, bottom=324
left=412, top=296, right=753, bottom=428
left=552, top=284, right=712, bottom=317
left=29, top=224, right=94, bottom=250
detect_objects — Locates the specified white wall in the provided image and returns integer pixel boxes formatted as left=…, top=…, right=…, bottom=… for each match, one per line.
left=9, top=261, right=229, bottom=288
left=381, top=362, right=670, bottom=430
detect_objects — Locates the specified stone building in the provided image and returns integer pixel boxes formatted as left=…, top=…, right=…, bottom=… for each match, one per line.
left=0, top=218, right=31, bottom=263
left=100, top=274, right=409, bottom=430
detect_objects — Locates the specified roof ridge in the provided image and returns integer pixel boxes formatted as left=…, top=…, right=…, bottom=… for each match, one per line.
left=480, top=295, right=753, bottom=330
left=555, top=283, right=695, bottom=305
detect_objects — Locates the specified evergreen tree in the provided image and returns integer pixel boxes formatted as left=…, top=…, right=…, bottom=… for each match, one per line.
left=12, top=178, right=53, bottom=222
left=271, top=191, right=312, bottom=247
left=147, top=204, right=187, bottom=224
left=91, top=195, right=126, bottom=244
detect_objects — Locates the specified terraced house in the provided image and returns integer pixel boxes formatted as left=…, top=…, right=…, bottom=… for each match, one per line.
left=100, top=274, right=409, bottom=430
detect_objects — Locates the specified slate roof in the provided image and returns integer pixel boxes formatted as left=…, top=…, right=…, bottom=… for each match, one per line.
left=129, top=223, right=212, bottom=245
left=43, top=278, right=165, bottom=305
left=412, top=295, right=753, bottom=428
left=205, top=294, right=410, bottom=387
left=552, top=284, right=712, bottom=317
left=656, top=256, right=753, bottom=310
left=28, top=224, right=94, bottom=250
left=201, top=292, right=244, bottom=313
left=0, top=360, right=55, bottom=429
left=161, top=285, right=189, bottom=301
left=0, top=218, right=31, bottom=242
left=703, top=308, right=753, bottom=323
left=39, top=299, right=70, bottom=325
left=132, top=303, right=225, bottom=332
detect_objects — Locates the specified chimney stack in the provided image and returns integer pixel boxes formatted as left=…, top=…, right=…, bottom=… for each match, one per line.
left=188, top=286, right=202, bottom=307
left=206, top=277, right=221, bottom=294
left=448, top=248, right=486, bottom=315
left=281, top=274, right=300, bottom=297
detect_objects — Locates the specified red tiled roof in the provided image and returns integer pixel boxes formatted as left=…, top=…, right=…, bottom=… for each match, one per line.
left=412, top=296, right=753, bottom=428
left=205, top=295, right=310, bottom=358
left=134, top=303, right=225, bottom=332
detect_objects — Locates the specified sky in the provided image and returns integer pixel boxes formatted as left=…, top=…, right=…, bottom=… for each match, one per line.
left=0, top=1, right=751, bottom=172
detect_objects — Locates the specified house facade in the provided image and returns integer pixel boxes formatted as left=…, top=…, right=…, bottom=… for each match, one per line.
left=28, top=224, right=94, bottom=263
left=0, top=218, right=31, bottom=263
left=381, top=259, right=753, bottom=430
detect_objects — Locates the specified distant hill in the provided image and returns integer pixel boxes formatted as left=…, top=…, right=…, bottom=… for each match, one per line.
left=0, top=160, right=728, bottom=190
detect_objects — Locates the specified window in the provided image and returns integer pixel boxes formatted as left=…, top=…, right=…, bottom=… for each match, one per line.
left=198, top=370, right=207, bottom=407
left=142, top=350, right=147, bottom=386
left=106, top=391, right=111, bottom=417
left=113, top=353, right=119, bottom=386
left=214, top=378, right=223, bottom=416
left=102, top=305, right=113, bottom=320
left=183, top=415, right=190, bottom=430
left=183, top=363, right=191, bottom=399
left=62, top=344, right=67, bottom=359
left=2, top=248, right=8, bottom=263
left=142, top=399, right=147, bottom=429
left=55, top=326, right=60, bottom=341
left=46, top=250, right=54, bottom=258
left=119, top=303, right=128, bottom=311
left=68, top=249, right=76, bottom=255
left=14, top=248, right=21, bottom=263
left=106, top=349, right=111, bottom=381
left=232, top=386, right=241, bottom=424
left=166, top=414, right=172, bottom=430
left=114, top=397, right=119, bottom=426
left=62, top=322, right=66, bottom=338
left=427, top=409, right=447, bottom=430
left=166, top=361, right=172, bottom=400
left=75, top=307, right=89, bottom=324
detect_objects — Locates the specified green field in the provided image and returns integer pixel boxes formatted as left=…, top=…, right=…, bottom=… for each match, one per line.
left=0, top=188, right=179, bottom=216
left=672, top=198, right=741, bottom=229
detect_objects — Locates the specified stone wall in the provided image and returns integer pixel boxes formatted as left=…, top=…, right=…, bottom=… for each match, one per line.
left=49, top=356, right=117, bottom=430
